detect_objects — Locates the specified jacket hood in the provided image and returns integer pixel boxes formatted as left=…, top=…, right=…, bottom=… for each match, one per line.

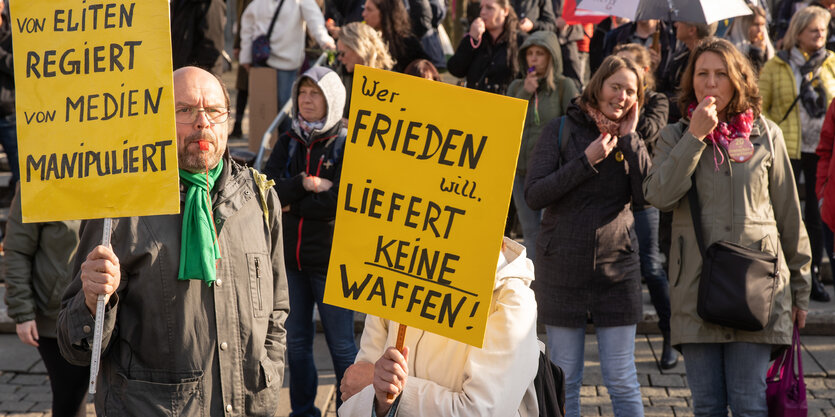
left=517, top=31, right=562, bottom=82
left=495, top=237, right=535, bottom=290
left=291, top=66, right=346, bottom=136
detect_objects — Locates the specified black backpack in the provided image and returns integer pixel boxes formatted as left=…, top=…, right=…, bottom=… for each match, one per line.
left=534, top=350, right=566, bottom=417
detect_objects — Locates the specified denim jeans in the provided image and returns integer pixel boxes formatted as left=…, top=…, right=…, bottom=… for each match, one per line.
left=512, top=173, right=541, bottom=260
left=285, top=267, right=358, bottom=417
left=633, top=207, right=671, bottom=333
left=0, top=115, right=19, bottom=189
left=681, top=342, right=771, bottom=416
left=546, top=325, right=644, bottom=417
left=277, top=68, right=298, bottom=110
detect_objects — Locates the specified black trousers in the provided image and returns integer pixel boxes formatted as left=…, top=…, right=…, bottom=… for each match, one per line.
left=37, top=337, right=89, bottom=417
left=792, top=152, right=824, bottom=269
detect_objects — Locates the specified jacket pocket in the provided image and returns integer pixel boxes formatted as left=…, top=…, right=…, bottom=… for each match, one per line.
left=247, top=253, right=272, bottom=318
left=111, top=371, right=204, bottom=417
left=248, top=357, right=281, bottom=414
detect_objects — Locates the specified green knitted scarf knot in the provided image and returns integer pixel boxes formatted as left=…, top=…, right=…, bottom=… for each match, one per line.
left=178, top=159, right=224, bottom=286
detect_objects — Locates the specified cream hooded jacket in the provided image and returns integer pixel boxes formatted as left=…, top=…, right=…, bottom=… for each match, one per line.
left=338, top=237, right=540, bottom=417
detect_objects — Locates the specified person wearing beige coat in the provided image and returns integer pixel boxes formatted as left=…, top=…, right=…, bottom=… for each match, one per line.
left=644, top=38, right=811, bottom=416
left=337, top=238, right=539, bottom=417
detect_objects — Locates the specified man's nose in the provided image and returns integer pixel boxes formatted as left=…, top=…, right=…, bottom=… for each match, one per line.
left=194, top=110, right=212, bottom=129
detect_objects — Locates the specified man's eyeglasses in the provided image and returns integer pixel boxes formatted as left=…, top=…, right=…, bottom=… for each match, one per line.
left=175, top=106, right=229, bottom=124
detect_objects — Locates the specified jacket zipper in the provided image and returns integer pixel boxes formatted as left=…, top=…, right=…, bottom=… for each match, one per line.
left=254, top=257, right=263, bottom=310
left=293, top=134, right=337, bottom=270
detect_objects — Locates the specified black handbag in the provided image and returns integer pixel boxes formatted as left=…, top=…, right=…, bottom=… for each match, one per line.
left=534, top=349, right=565, bottom=417
left=688, top=177, right=780, bottom=331
left=251, top=0, right=286, bottom=67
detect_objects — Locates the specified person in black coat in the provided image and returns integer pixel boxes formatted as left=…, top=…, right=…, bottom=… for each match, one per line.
left=0, top=0, right=16, bottom=199
left=524, top=55, right=650, bottom=416
left=448, top=0, right=522, bottom=94
left=170, top=0, right=226, bottom=76
left=361, top=0, right=430, bottom=72
left=263, top=67, right=357, bottom=416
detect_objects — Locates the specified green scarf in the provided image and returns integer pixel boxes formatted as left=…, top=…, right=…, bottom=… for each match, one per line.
left=178, top=159, right=224, bottom=286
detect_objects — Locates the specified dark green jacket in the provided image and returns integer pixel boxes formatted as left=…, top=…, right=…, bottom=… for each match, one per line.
left=58, top=156, right=289, bottom=416
left=507, top=31, right=578, bottom=177
left=3, top=189, right=80, bottom=338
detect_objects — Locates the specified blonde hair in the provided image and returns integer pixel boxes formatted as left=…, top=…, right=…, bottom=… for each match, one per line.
left=339, top=22, right=394, bottom=70
left=782, top=7, right=831, bottom=52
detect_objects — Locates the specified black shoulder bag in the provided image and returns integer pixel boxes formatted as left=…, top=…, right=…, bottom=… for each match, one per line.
left=251, top=0, right=286, bottom=67
left=689, top=176, right=780, bottom=331
left=534, top=347, right=566, bottom=417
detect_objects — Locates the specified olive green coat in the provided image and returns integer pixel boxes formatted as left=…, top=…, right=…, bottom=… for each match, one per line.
left=3, top=189, right=80, bottom=338
left=643, top=116, right=811, bottom=349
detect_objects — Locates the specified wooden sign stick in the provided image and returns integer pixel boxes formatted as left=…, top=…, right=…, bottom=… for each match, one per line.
left=387, top=323, right=408, bottom=400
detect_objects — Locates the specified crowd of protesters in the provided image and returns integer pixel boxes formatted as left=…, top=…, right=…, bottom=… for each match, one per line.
left=1, top=0, right=834, bottom=415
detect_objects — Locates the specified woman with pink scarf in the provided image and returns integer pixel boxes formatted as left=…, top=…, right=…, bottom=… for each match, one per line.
left=644, top=37, right=811, bottom=416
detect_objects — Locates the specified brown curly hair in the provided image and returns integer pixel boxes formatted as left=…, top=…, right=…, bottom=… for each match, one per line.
left=486, top=0, right=519, bottom=76
left=369, top=0, right=413, bottom=66
left=677, top=37, right=761, bottom=119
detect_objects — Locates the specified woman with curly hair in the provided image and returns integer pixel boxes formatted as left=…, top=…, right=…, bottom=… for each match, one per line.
left=645, top=37, right=811, bottom=415
left=447, top=0, right=521, bottom=94
left=361, top=0, right=428, bottom=72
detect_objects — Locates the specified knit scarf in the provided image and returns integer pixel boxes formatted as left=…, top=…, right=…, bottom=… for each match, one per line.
left=178, top=159, right=224, bottom=286
left=581, top=100, right=623, bottom=137
left=293, top=115, right=326, bottom=141
left=686, top=103, right=754, bottom=170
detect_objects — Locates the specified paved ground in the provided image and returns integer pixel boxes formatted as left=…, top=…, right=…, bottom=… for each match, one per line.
left=2, top=283, right=834, bottom=416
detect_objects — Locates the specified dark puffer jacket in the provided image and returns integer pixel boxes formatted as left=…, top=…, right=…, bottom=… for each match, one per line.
left=263, top=67, right=346, bottom=275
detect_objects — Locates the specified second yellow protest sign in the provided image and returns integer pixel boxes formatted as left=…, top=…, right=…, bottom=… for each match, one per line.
left=11, top=0, right=179, bottom=223
left=324, top=66, right=526, bottom=348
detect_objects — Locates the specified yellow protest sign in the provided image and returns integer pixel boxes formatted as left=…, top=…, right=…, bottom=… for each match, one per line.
left=324, top=66, right=526, bottom=348
left=11, top=0, right=179, bottom=223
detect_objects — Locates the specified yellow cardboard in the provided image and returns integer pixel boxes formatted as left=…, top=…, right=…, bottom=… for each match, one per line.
left=11, top=0, right=179, bottom=223
left=324, top=66, right=526, bottom=348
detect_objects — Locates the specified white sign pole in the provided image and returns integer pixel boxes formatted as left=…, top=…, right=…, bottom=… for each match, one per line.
left=88, top=218, right=112, bottom=394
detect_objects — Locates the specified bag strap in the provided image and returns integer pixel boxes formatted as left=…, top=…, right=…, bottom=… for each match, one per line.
left=687, top=176, right=708, bottom=257
left=793, top=325, right=804, bottom=386
left=266, top=0, right=287, bottom=40
left=778, top=94, right=801, bottom=124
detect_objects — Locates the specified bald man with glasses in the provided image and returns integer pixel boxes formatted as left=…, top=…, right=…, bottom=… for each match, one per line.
left=57, top=66, right=290, bottom=417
